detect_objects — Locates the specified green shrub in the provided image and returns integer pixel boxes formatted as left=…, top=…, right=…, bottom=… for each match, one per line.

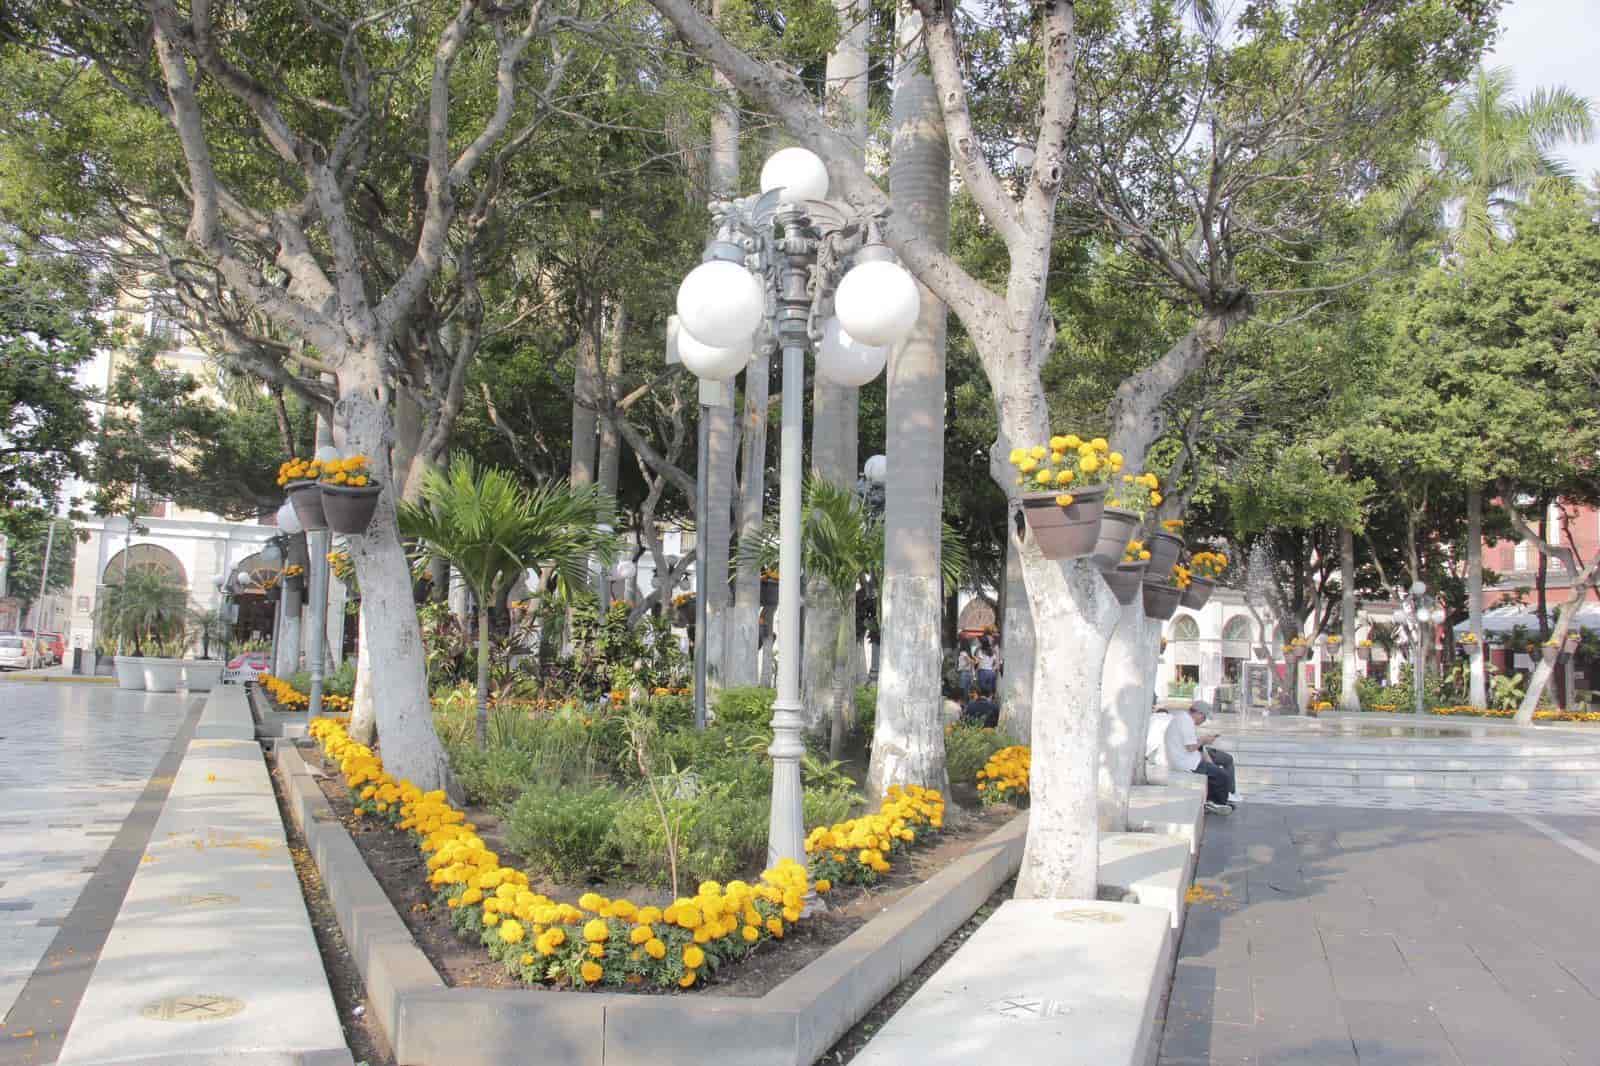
left=607, top=782, right=762, bottom=886
left=714, top=686, right=776, bottom=728
left=639, top=694, right=694, bottom=731
left=802, top=786, right=858, bottom=828
left=855, top=685, right=877, bottom=732
left=944, top=722, right=1018, bottom=787
left=503, top=783, right=624, bottom=880
left=451, top=746, right=539, bottom=808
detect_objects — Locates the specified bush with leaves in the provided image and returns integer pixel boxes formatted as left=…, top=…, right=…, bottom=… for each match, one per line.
left=503, top=783, right=625, bottom=880
left=943, top=722, right=1018, bottom=788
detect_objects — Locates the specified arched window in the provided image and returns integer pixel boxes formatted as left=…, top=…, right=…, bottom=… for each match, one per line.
left=1222, top=616, right=1253, bottom=642
left=102, top=544, right=188, bottom=588
left=1171, top=615, right=1201, bottom=642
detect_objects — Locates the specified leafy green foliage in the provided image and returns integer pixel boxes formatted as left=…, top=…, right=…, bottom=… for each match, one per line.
left=503, top=784, right=625, bottom=880
left=943, top=722, right=1019, bottom=789
left=712, top=686, right=777, bottom=729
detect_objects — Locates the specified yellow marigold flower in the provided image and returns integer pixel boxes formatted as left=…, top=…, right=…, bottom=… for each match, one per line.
left=630, top=924, right=653, bottom=945
left=1028, top=445, right=1047, bottom=460
left=645, top=938, right=666, bottom=960
left=1081, top=455, right=1100, bottom=474
left=578, top=892, right=606, bottom=912
left=1150, top=491, right=1162, bottom=505
left=1054, top=469, right=1073, bottom=485
left=766, top=917, right=784, bottom=938
left=484, top=912, right=501, bottom=926
left=683, top=945, right=706, bottom=968
left=1008, top=447, right=1026, bottom=465
left=678, top=971, right=697, bottom=988
left=814, top=879, right=832, bottom=894
left=583, top=918, right=610, bottom=943
left=520, top=952, right=534, bottom=966
left=637, top=906, right=662, bottom=925
left=499, top=920, right=525, bottom=944
left=461, top=887, right=483, bottom=905
left=698, top=881, right=722, bottom=897
left=588, top=943, right=605, bottom=958
left=580, top=961, right=603, bottom=983
left=1018, top=457, right=1038, bottom=474
left=1090, top=437, right=1108, bottom=451
left=676, top=904, right=703, bottom=929
left=1055, top=493, right=1074, bottom=507
left=742, top=924, right=761, bottom=943
left=1034, top=469, right=1053, bottom=486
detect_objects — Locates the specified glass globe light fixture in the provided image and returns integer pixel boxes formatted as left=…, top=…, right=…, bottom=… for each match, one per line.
left=676, top=260, right=764, bottom=348
left=833, top=258, right=920, bottom=347
left=261, top=541, right=285, bottom=567
left=676, top=321, right=752, bottom=381
left=315, top=445, right=339, bottom=462
left=759, top=147, right=830, bottom=202
left=863, top=454, right=887, bottom=485
left=1410, top=579, right=1426, bottom=598
left=815, top=317, right=888, bottom=387
left=277, top=500, right=302, bottom=536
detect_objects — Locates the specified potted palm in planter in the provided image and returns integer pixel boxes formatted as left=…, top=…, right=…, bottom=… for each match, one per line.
left=1092, top=471, right=1162, bottom=571
left=1142, top=564, right=1186, bottom=620
left=1008, top=434, right=1122, bottom=561
left=1181, top=550, right=1227, bottom=609
left=278, top=457, right=329, bottom=530
left=1105, top=539, right=1151, bottom=604
left=104, top=569, right=190, bottom=691
left=320, top=455, right=383, bottom=534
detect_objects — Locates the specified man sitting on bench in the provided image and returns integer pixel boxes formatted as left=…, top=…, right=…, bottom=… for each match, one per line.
left=1167, top=699, right=1239, bottom=814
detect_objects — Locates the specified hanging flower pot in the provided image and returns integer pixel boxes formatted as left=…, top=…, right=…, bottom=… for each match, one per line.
left=1104, top=560, right=1147, bottom=605
left=1146, top=531, right=1185, bottom=576
left=322, top=483, right=382, bottom=535
left=1088, top=508, right=1141, bottom=572
left=286, top=479, right=328, bottom=531
left=1020, top=485, right=1108, bottom=560
left=1142, top=581, right=1183, bottom=621
left=1180, top=576, right=1215, bottom=610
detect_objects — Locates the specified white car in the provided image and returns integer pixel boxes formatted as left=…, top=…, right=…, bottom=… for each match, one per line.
left=0, top=634, right=39, bottom=671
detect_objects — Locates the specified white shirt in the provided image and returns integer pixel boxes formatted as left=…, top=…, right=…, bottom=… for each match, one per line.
left=976, top=650, right=998, bottom=670
left=1166, top=711, right=1202, bottom=773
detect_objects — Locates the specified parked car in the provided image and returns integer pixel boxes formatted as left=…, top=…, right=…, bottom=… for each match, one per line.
left=0, top=634, right=38, bottom=671
left=41, top=633, right=65, bottom=664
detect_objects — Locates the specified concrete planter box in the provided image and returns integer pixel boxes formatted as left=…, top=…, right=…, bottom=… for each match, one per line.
left=113, top=655, right=147, bottom=690
left=277, top=742, right=1027, bottom=1066
left=142, top=657, right=186, bottom=692
left=183, top=660, right=225, bottom=692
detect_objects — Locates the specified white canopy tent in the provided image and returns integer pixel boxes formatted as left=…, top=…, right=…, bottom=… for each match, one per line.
left=1452, top=603, right=1600, bottom=637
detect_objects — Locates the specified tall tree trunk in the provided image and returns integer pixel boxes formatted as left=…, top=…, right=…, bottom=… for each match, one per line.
left=829, top=603, right=855, bottom=760
left=805, top=0, right=871, bottom=729
left=1340, top=527, right=1359, bottom=713
left=571, top=325, right=600, bottom=490
left=726, top=351, right=769, bottom=685
left=1536, top=503, right=1550, bottom=639
left=1097, top=600, right=1149, bottom=830
left=336, top=378, right=454, bottom=794
left=1467, top=487, right=1487, bottom=709
left=596, top=307, right=624, bottom=602
left=866, top=0, right=950, bottom=799
left=476, top=599, right=491, bottom=747
left=997, top=538, right=1035, bottom=738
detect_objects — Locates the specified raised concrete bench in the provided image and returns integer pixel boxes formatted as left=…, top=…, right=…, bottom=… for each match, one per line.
left=194, top=684, right=256, bottom=741
left=852, top=900, right=1171, bottom=1066
left=57, top=737, right=351, bottom=1066
left=1099, top=832, right=1195, bottom=931
left=1127, top=785, right=1204, bottom=853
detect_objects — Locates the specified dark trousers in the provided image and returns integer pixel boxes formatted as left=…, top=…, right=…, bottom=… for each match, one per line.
left=1192, top=747, right=1236, bottom=804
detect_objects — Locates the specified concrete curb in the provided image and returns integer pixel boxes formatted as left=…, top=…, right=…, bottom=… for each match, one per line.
left=277, top=741, right=1027, bottom=1066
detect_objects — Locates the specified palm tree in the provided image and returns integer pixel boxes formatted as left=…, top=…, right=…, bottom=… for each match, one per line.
left=399, top=454, right=616, bottom=746
left=103, top=568, right=189, bottom=657
left=1435, top=66, right=1595, bottom=250
left=1427, top=66, right=1594, bottom=710
left=741, top=476, right=967, bottom=758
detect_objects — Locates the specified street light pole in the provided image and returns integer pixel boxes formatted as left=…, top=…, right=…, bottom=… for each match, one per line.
left=672, top=149, right=916, bottom=869
left=1407, top=579, right=1434, bottom=717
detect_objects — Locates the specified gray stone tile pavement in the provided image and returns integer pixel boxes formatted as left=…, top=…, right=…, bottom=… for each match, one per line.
left=1161, top=800, right=1600, bottom=1066
left=0, top=681, right=191, bottom=1052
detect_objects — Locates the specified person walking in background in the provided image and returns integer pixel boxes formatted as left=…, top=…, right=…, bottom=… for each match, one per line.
left=957, top=641, right=976, bottom=699
left=975, top=635, right=999, bottom=695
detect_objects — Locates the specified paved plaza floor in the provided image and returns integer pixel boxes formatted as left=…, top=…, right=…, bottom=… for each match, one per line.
left=1160, top=791, right=1600, bottom=1066
left=0, top=681, right=198, bottom=1064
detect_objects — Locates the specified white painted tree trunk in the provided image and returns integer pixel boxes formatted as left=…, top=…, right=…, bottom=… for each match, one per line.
left=277, top=584, right=302, bottom=677
left=1097, top=600, right=1148, bottom=831
left=1015, top=552, right=1118, bottom=899
left=349, top=604, right=375, bottom=744
left=997, top=538, right=1035, bottom=740
left=336, top=388, right=454, bottom=792
left=703, top=399, right=734, bottom=694
left=865, top=0, right=950, bottom=800
left=1467, top=488, right=1487, bottom=709
left=1340, top=528, right=1360, bottom=713
left=1129, top=617, right=1163, bottom=786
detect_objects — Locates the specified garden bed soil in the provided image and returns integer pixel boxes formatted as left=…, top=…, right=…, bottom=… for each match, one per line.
left=304, top=741, right=1017, bottom=999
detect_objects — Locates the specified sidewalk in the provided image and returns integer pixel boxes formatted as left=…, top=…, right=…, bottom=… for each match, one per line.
left=54, top=688, right=351, bottom=1066
left=3, top=663, right=114, bottom=684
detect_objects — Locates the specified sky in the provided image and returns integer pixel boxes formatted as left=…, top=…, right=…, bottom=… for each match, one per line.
left=1484, top=0, right=1600, bottom=181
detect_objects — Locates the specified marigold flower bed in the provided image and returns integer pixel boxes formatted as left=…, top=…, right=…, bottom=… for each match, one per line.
left=307, top=717, right=955, bottom=993
left=259, top=673, right=353, bottom=714
left=975, top=745, right=1031, bottom=806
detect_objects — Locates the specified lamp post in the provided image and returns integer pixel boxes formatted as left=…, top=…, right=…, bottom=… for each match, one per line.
left=671, top=147, right=919, bottom=868
left=1404, top=579, right=1436, bottom=717
left=262, top=535, right=287, bottom=677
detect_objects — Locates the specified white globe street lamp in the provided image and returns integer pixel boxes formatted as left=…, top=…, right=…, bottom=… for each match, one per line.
left=1405, top=581, right=1434, bottom=717
left=833, top=256, right=921, bottom=347
left=276, top=500, right=302, bottom=536
left=672, top=150, right=920, bottom=874
left=863, top=454, right=888, bottom=486
left=676, top=260, right=765, bottom=348
left=816, top=318, right=888, bottom=388
left=759, top=146, right=830, bottom=202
